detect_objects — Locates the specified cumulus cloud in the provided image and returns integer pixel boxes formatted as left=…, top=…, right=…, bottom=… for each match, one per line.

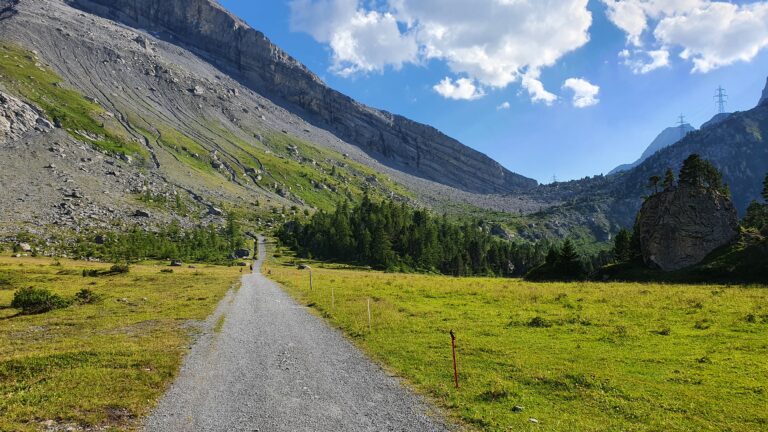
left=433, top=77, right=485, bottom=100
left=562, top=78, right=600, bottom=108
left=603, top=0, right=768, bottom=73
left=289, top=0, right=418, bottom=76
left=522, top=72, right=558, bottom=105
left=621, top=48, right=670, bottom=74
left=496, top=101, right=511, bottom=110
left=290, top=0, right=592, bottom=103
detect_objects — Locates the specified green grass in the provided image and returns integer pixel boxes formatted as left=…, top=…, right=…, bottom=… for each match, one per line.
left=0, top=256, right=241, bottom=431
left=267, top=249, right=768, bottom=431
left=0, top=43, right=147, bottom=159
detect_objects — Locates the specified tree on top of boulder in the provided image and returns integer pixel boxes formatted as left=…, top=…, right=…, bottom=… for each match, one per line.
left=678, top=154, right=729, bottom=196
left=762, top=172, right=768, bottom=202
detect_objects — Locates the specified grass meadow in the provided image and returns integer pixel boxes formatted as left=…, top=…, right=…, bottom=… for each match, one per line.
left=266, top=250, right=768, bottom=431
left=0, top=256, right=241, bottom=431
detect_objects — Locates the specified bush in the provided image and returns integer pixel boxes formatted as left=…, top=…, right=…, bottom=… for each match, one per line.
left=160, top=268, right=174, bottom=273
left=75, top=288, right=101, bottom=304
left=82, top=269, right=100, bottom=277
left=109, top=264, right=130, bottom=274
left=527, top=316, right=552, bottom=328
left=11, top=287, right=70, bottom=314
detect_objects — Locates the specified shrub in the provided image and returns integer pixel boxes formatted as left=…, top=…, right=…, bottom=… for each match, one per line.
left=160, top=268, right=174, bottom=273
left=11, top=287, right=70, bottom=314
left=75, top=288, right=101, bottom=304
left=109, top=264, right=130, bottom=274
left=528, top=316, right=552, bottom=328
left=82, top=269, right=100, bottom=277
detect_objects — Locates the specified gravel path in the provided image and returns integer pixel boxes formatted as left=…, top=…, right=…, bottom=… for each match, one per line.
left=144, top=238, right=450, bottom=431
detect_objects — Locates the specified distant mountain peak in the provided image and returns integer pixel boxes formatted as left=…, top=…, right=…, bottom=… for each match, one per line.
left=760, top=76, right=768, bottom=106
left=610, top=123, right=696, bottom=175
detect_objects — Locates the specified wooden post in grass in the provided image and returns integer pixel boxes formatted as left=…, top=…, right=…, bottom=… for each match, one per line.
left=331, top=285, right=335, bottom=309
left=367, top=298, right=372, bottom=332
left=450, top=329, right=459, bottom=389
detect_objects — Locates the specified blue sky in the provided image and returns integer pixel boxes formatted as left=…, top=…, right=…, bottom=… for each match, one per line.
left=219, top=0, right=768, bottom=184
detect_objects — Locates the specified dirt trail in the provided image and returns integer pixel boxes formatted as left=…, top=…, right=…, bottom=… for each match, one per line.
left=144, top=238, right=450, bottom=431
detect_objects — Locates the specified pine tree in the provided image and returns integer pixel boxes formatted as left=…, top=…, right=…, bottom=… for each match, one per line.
left=762, top=172, right=768, bottom=202
left=613, top=229, right=633, bottom=262
left=679, top=154, right=704, bottom=187
left=648, top=175, right=661, bottom=194
left=663, top=168, right=675, bottom=190
left=679, top=153, right=727, bottom=194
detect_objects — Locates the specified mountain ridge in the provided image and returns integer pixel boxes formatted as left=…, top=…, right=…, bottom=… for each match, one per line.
left=610, top=124, right=695, bottom=174
left=68, top=0, right=537, bottom=194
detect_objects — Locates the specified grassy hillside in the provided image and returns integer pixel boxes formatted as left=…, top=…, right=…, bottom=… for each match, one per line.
left=0, top=256, right=241, bottom=431
left=267, top=248, right=768, bottom=431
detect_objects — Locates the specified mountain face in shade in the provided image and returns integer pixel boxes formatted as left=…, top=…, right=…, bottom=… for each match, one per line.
left=609, top=124, right=696, bottom=174
left=760, top=77, right=768, bottom=106
left=67, top=0, right=537, bottom=194
left=701, top=113, right=731, bottom=130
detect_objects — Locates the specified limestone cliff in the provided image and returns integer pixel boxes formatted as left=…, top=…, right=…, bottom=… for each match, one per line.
left=69, top=0, right=537, bottom=194
left=635, top=186, right=738, bottom=271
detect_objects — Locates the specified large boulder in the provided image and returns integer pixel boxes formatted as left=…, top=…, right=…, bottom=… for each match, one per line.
left=635, top=185, right=738, bottom=271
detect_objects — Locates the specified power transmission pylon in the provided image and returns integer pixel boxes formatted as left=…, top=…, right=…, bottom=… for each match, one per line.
left=713, top=86, right=728, bottom=114
left=677, top=114, right=687, bottom=138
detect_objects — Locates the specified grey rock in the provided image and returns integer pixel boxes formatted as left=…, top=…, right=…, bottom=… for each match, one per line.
left=71, top=0, right=537, bottom=194
left=635, top=185, right=738, bottom=271
left=133, top=209, right=150, bottom=218
left=0, top=90, right=49, bottom=143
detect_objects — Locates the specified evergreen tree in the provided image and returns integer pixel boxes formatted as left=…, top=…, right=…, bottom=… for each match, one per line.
left=648, top=175, right=661, bottom=194
left=613, top=229, right=633, bottom=263
left=277, top=197, right=549, bottom=277
left=743, top=201, right=768, bottom=231
left=763, top=172, right=768, bottom=202
left=663, top=168, right=675, bottom=190
left=678, top=154, right=727, bottom=194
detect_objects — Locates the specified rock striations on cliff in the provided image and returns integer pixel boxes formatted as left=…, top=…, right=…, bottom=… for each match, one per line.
left=68, top=0, right=536, bottom=194
left=635, top=185, right=738, bottom=271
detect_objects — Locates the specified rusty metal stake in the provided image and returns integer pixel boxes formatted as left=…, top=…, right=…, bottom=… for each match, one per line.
left=450, top=329, right=459, bottom=389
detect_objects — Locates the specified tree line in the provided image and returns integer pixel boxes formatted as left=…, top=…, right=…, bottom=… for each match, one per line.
left=278, top=196, right=547, bottom=277
left=70, top=215, right=247, bottom=264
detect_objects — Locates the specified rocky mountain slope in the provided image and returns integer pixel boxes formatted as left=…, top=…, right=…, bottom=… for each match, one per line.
left=69, top=0, right=536, bottom=195
left=0, top=0, right=550, bottom=237
left=760, top=77, right=768, bottom=106
left=0, top=0, right=765, bottom=249
left=610, top=124, right=695, bottom=174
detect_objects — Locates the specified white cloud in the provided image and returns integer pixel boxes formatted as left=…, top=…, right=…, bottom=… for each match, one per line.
left=433, top=77, right=485, bottom=100
left=622, top=48, right=670, bottom=73
left=290, top=0, right=418, bottom=76
left=522, top=72, right=558, bottom=105
left=562, top=78, right=600, bottom=108
left=496, top=101, right=511, bottom=110
left=603, top=0, right=768, bottom=73
left=290, top=0, right=593, bottom=103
